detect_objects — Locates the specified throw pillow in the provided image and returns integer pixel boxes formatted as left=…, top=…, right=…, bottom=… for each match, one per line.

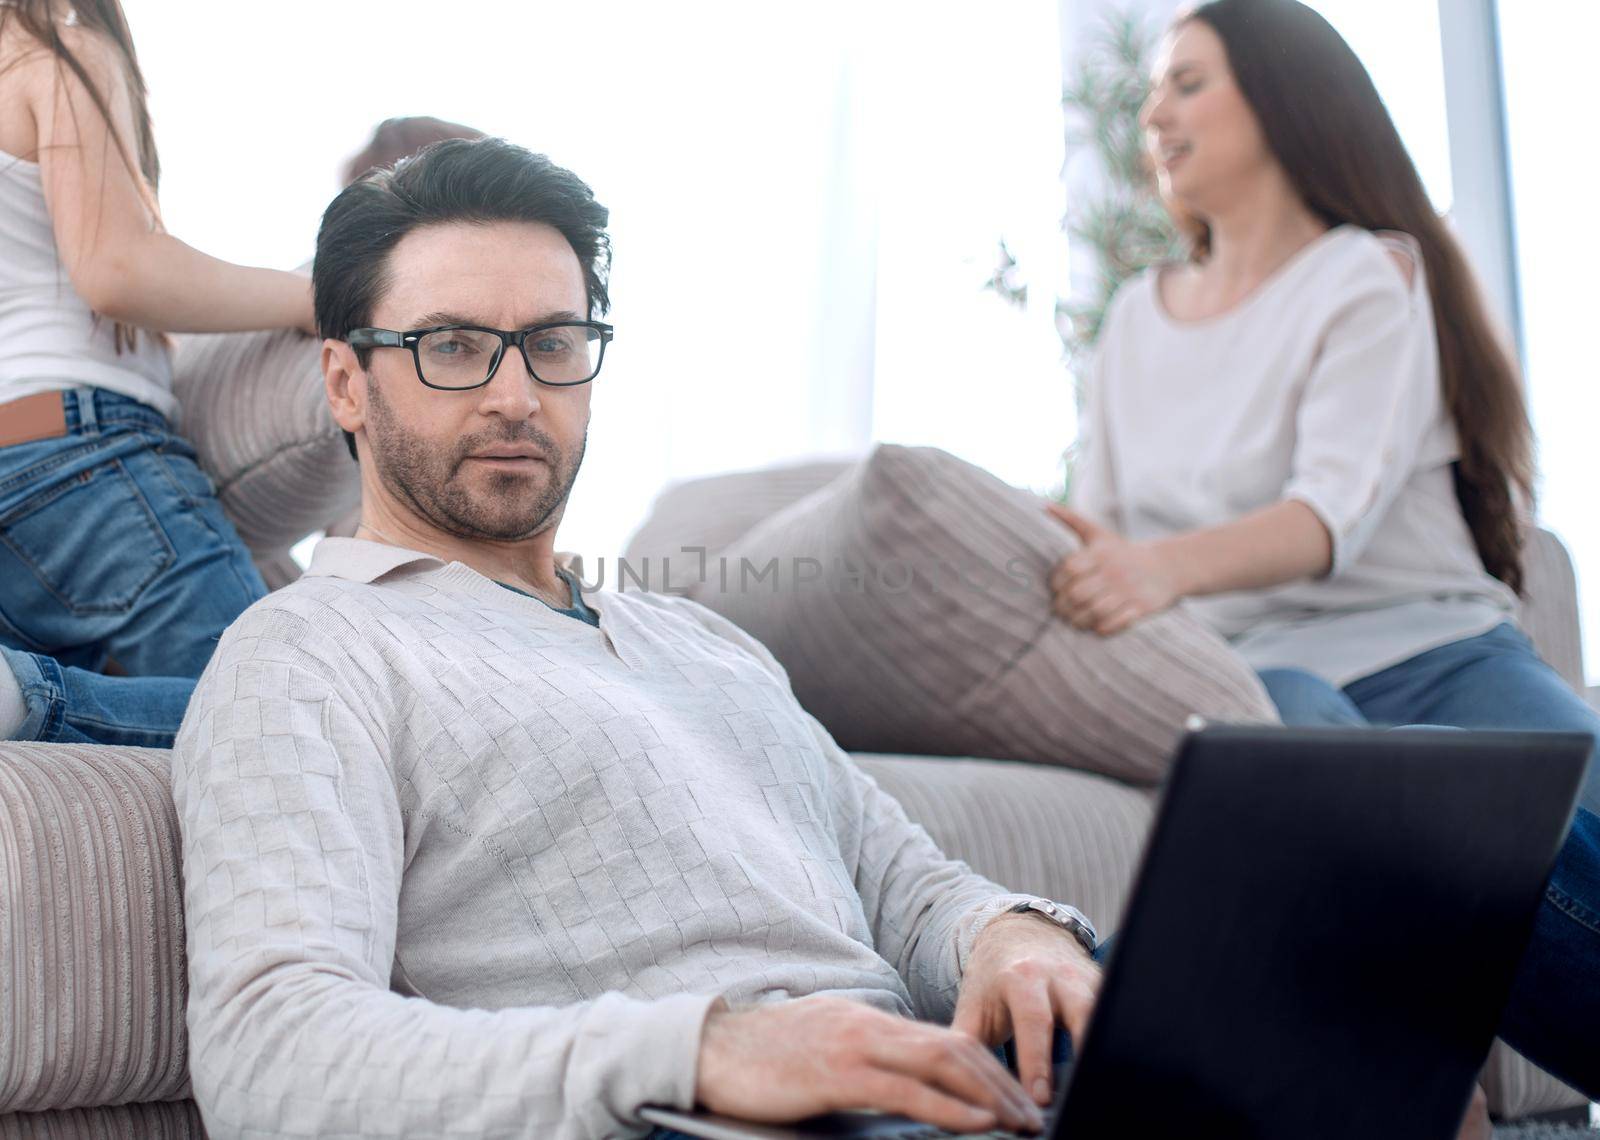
left=622, top=458, right=853, bottom=593
left=171, top=327, right=361, bottom=561
left=694, top=444, right=1278, bottom=784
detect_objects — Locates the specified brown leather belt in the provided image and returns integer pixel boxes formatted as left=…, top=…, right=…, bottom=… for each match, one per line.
left=0, top=391, right=69, bottom=449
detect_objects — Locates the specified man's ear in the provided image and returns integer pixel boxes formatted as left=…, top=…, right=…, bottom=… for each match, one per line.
left=323, top=339, right=367, bottom=439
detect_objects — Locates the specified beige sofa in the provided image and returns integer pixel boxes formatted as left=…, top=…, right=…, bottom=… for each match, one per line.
left=0, top=528, right=1588, bottom=1135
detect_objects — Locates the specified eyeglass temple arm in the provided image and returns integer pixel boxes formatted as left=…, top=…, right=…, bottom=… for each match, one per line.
left=346, top=328, right=406, bottom=349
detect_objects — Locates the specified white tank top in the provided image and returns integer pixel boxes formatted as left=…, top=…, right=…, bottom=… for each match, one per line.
left=0, top=147, right=176, bottom=420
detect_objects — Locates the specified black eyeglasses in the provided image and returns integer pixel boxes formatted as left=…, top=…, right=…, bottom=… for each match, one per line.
left=345, top=320, right=614, bottom=391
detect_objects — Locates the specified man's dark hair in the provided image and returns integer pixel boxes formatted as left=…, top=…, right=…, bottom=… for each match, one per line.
left=313, top=137, right=612, bottom=461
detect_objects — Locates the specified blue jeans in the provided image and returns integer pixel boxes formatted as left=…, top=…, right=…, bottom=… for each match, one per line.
left=0, top=388, right=265, bottom=746
left=1260, top=622, right=1600, bottom=1096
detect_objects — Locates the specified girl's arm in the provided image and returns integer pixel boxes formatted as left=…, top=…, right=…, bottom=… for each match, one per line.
left=26, top=27, right=314, bottom=334
left=1054, top=241, right=1435, bottom=637
left=1047, top=500, right=1331, bottom=636
left=1152, top=499, right=1333, bottom=595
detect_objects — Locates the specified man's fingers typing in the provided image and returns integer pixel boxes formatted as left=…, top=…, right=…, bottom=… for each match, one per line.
left=940, top=1005, right=979, bottom=1043
left=853, top=1071, right=1001, bottom=1135
left=1050, top=971, right=1100, bottom=1047
left=1003, top=981, right=1058, bottom=1108
left=875, top=1029, right=1040, bottom=1133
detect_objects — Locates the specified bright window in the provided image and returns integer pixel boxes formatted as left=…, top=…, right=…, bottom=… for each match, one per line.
left=1499, top=1, right=1600, bottom=682
left=1305, top=1, right=1455, bottom=212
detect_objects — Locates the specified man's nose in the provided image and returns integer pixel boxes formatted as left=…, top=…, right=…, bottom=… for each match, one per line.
left=478, top=346, right=542, bottom=419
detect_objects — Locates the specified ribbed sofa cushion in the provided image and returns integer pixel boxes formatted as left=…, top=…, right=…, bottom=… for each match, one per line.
left=856, top=755, right=1155, bottom=935
left=171, top=327, right=360, bottom=562
left=696, top=444, right=1280, bottom=784
left=622, top=459, right=853, bottom=593
left=0, top=1100, right=203, bottom=1139
left=0, top=745, right=189, bottom=1113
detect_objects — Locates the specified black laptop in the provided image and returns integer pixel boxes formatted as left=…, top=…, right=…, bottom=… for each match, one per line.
left=643, top=725, right=1589, bottom=1140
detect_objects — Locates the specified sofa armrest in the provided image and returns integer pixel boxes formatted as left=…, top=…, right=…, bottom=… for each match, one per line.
left=1520, top=528, right=1586, bottom=692
left=0, top=744, right=190, bottom=1114
left=0, top=1100, right=204, bottom=1138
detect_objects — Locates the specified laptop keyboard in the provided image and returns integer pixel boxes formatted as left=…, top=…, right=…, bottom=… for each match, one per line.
left=780, top=1114, right=1040, bottom=1139
left=871, top=1129, right=1025, bottom=1139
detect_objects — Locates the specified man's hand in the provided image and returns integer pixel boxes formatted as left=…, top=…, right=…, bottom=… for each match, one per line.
left=951, top=912, right=1102, bottom=1109
left=695, top=994, right=1045, bottom=1134
left=1455, top=1083, right=1491, bottom=1140
left=1046, top=504, right=1182, bottom=636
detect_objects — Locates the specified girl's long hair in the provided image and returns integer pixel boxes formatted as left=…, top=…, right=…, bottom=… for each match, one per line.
left=1, top=0, right=161, bottom=350
left=1176, top=0, right=1534, bottom=593
left=1, top=0, right=157, bottom=184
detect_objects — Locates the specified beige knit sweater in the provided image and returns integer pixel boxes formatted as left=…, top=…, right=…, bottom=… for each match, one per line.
left=172, top=538, right=1082, bottom=1139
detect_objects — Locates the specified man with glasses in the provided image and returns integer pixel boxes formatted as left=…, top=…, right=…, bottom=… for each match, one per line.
left=172, top=137, right=1101, bottom=1139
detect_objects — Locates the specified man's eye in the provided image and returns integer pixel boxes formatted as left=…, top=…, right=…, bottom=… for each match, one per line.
left=432, top=337, right=480, bottom=356
left=531, top=334, right=575, bottom=355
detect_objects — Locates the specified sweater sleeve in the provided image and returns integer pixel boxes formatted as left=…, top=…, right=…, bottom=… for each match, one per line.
left=172, top=610, right=717, bottom=1140
left=1281, top=240, right=1441, bottom=574
left=808, top=718, right=1095, bottom=1023
left=637, top=593, right=1095, bottom=1022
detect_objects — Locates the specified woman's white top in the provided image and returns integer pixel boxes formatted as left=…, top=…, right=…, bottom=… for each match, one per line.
left=1070, top=224, right=1516, bottom=687
left=0, top=148, right=176, bottom=419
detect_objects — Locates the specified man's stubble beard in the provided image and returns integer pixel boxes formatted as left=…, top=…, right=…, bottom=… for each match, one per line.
left=365, top=378, right=586, bottom=543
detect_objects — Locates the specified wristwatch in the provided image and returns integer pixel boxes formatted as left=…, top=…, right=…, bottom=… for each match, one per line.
left=1006, top=899, right=1097, bottom=957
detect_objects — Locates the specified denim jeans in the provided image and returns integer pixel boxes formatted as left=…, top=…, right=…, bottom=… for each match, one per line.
left=0, top=388, right=265, bottom=746
left=1260, top=622, right=1600, bottom=1096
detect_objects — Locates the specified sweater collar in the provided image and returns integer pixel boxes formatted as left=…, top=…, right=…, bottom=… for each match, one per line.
left=304, top=536, right=591, bottom=594
left=304, top=537, right=445, bottom=583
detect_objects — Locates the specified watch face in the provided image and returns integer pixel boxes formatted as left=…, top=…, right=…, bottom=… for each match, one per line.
left=1016, top=901, right=1095, bottom=954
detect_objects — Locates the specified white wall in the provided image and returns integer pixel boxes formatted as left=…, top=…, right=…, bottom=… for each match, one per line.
left=128, top=0, right=1075, bottom=565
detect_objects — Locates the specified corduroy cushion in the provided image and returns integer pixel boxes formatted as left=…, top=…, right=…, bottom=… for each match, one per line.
left=0, top=1100, right=204, bottom=1139
left=695, top=444, right=1280, bottom=784
left=0, top=745, right=189, bottom=1113
left=623, top=459, right=854, bottom=593
left=171, top=327, right=360, bottom=562
left=856, top=755, right=1154, bottom=934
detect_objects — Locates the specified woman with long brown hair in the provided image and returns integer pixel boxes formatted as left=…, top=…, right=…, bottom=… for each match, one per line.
left=0, top=0, right=310, bottom=744
left=1049, top=0, right=1596, bottom=1109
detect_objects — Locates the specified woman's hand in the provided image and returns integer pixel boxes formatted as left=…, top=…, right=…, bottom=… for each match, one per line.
left=1045, top=504, right=1183, bottom=636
